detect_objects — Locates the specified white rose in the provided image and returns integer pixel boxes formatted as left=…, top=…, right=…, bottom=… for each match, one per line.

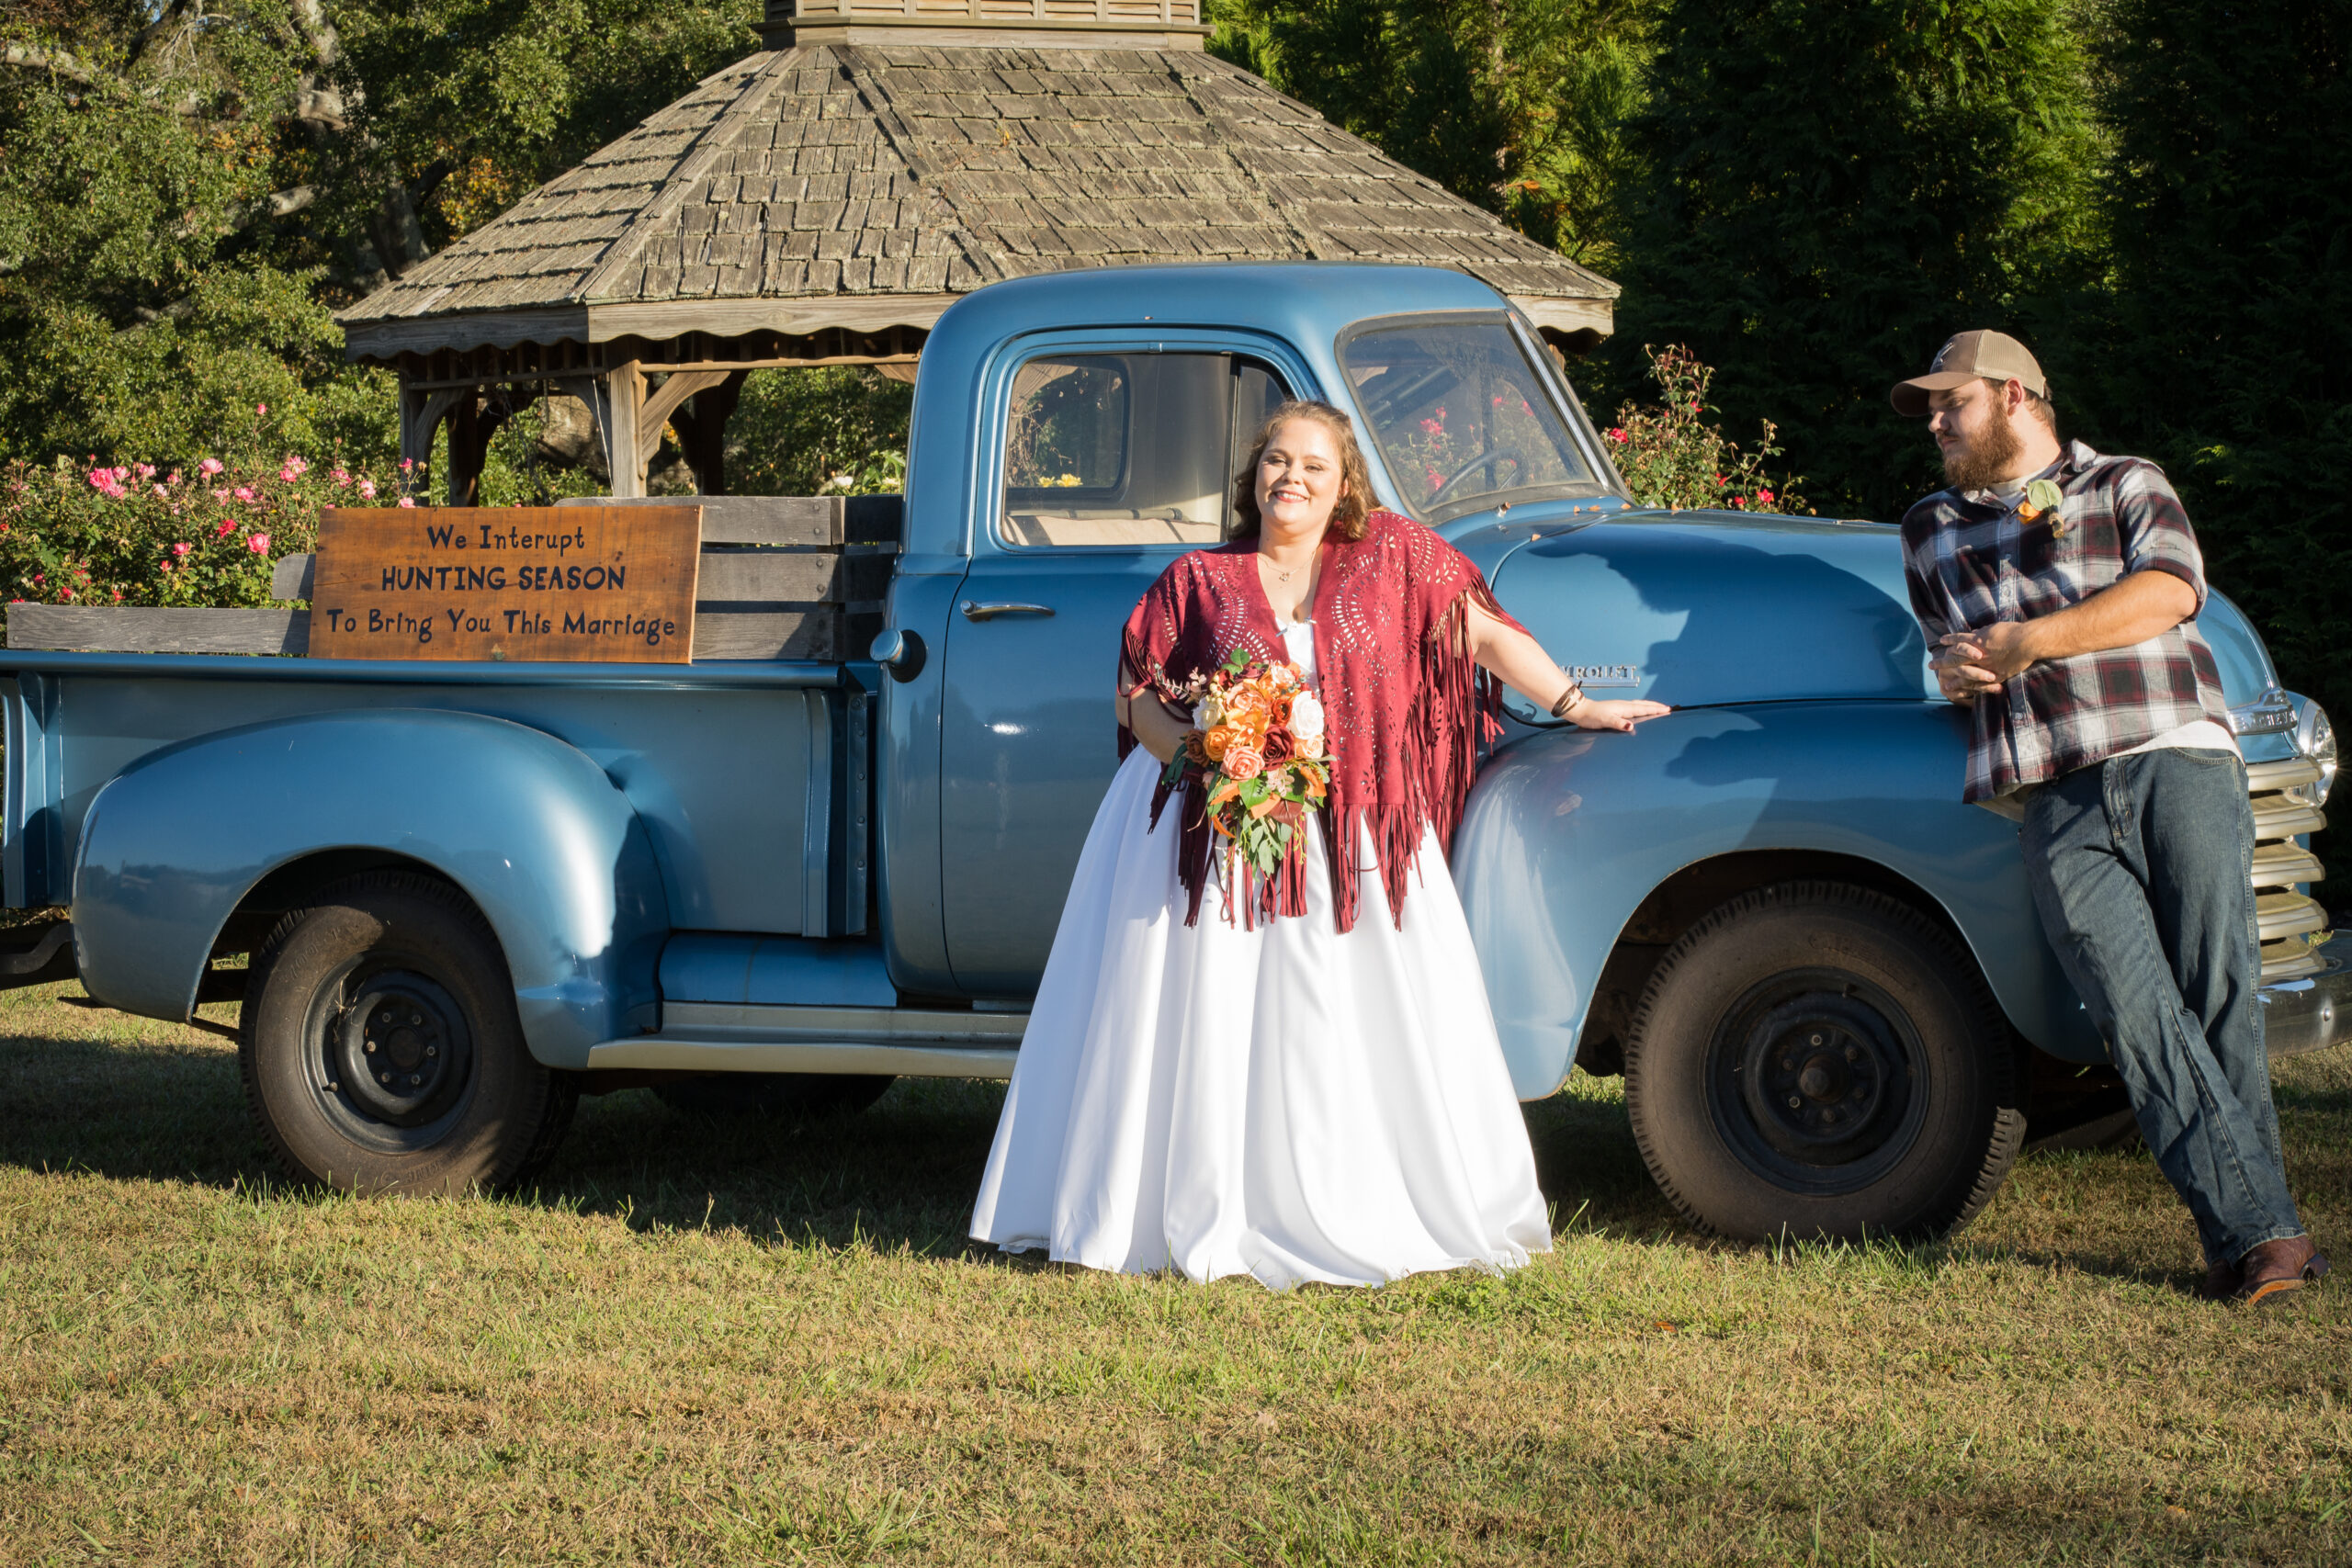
left=1196, top=695, right=1224, bottom=728
left=1290, top=692, right=1325, bottom=739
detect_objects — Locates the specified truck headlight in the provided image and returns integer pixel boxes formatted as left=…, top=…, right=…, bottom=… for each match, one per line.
left=2290, top=694, right=2335, bottom=806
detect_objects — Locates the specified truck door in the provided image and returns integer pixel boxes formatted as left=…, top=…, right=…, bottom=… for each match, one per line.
left=940, top=338, right=1298, bottom=997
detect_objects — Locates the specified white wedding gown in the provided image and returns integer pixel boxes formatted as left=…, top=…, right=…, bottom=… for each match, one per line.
left=969, top=620, right=1553, bottom=1290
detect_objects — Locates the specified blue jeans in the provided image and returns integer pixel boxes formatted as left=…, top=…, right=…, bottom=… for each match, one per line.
left=2021, top=748, right=2305, bottom=1268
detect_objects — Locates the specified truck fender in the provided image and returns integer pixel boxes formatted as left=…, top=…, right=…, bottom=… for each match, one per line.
left=1453, top=701, right=2098, bottom=1099
left=72, top=708, right=668, bottom=1067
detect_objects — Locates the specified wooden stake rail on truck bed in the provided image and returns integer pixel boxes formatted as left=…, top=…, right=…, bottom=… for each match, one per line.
left=1, top=495, right=901, bottom=661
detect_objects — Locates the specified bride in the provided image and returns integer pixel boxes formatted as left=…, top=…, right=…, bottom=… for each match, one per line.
left=969, top=400, right=1667, bottom=1289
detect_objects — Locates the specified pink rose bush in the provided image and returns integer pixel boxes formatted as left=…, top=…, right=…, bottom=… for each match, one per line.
left=2, top=452, right=399, bottom=610
left=1606, top=345, right=1809, bottom=514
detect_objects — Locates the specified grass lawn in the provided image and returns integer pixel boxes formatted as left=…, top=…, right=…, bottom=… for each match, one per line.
left=1, top=981, right=2346, bottom=1566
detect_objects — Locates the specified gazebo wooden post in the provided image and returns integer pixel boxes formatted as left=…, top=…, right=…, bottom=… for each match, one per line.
left=443, top=389, right=512, bottom=506
left=398, top=378, right=471, bottom=501
left=671, top=370, right=749, bottom=495
left=591, top=361, right=648, bottom=499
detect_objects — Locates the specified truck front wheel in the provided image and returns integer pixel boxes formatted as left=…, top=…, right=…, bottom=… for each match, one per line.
left=240, top=872, right=575, bottom=1196
left=1623, top=882, right=2024, bottom=1241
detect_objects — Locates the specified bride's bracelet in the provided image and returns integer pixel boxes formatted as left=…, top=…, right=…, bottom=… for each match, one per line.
left=1550, top=682, right=1587, bottom=719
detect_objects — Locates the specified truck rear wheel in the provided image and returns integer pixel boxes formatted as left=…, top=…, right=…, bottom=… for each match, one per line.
left=1623, top=882, right=2023, bottom=1241
left=652, top=1074, right=894, bottom=1120
left=240, top=872, right=575, bottom=1196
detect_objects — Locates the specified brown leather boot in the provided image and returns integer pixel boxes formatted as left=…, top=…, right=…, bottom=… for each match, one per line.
left=2231, top=1236, right=2330, bottom=1306
left=2199, top=1259, right=2239, bottom=1301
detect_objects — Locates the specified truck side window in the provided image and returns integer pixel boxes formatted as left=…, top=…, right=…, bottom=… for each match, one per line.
left=1000, top=353, right=1291, bottom=548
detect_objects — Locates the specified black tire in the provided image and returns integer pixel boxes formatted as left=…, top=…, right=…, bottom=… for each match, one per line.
left=651, top=1073, right=894, bottom=1120
left=1623, top=882, right=2024, bottom=1242
left=239, top=871, right=576, bottom=1196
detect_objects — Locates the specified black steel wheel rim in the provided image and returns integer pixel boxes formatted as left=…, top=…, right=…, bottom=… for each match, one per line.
left=1702, top=966, right=1928, bottom=1197
left=301, top=958, right=477, bottom=1153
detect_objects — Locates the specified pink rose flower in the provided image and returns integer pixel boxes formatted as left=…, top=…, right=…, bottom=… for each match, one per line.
left=255, top=403, right=267, bottom=415
left=396, top=496, right=417, bottom=509
left=214, top=518, right=236, bottom=537
left=211, top=489, right=232, bottom=503
left=170, top=542, right=192, bottom=558
left=1607, top=427, right=1629, bottom=444
left=1224, top=744, right=1264, bottom=781
left=246, top=533, right=270, bottom=554
left=198, top=457, right=224, bottom=477
left=152, top=484, right=169, bottom=499
left=1756, top=489, right=1775, bottom=505
left=357, top=479, right=378, bottom=500
left=233, top=487, right=256, bottom=502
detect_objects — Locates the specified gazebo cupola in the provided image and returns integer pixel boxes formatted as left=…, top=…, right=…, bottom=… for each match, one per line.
left=337, top=0, right=1619, bottom=502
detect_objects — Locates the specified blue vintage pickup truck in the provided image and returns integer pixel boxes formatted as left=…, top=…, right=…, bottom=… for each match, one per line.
left=3, top=263, right=2340, bottom=1238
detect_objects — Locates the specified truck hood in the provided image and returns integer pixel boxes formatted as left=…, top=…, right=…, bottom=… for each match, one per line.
left=1481, top=508, right=2277, bottom=709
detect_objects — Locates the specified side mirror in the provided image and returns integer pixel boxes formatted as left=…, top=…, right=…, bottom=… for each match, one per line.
left=869, top=627, right=927, bottom=682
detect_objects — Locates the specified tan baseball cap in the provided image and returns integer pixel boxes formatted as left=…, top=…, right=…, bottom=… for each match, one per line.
left=1891, top=330, right=2050, bottom=416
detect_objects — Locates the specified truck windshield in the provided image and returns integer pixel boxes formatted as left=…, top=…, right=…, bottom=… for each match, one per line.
left=1340, top=318, right=1599, bottom=522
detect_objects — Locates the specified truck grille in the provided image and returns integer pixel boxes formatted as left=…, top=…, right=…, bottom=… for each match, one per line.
left=2247, top=754, right=2329, bottom=981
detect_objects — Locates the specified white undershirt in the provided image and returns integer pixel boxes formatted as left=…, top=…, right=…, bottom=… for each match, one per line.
left=2118, top=718, right=2239, bottom=757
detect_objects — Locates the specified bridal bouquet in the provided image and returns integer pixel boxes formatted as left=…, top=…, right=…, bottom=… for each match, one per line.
left=1162, top=648, right=1331, bottom=882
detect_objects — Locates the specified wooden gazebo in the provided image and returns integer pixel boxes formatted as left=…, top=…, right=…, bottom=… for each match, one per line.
left=337, top=0, right=1619, bottom=502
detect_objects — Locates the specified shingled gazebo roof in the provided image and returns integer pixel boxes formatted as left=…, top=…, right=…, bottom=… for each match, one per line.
left=338, top=38, right=1618, bottom=366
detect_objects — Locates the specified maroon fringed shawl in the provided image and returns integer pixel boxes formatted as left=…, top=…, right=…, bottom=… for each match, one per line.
left=1118, top=509, right=1527, bottom=933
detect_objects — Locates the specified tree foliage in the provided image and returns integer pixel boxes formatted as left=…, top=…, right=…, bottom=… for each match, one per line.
left=0, top=0, right=757, bottom=476
left=2083, top=0, right=2352, bottom=716
left=1211, top=0, right=1652, bottom=272
left=1606, top=0, right=2102, bottom=519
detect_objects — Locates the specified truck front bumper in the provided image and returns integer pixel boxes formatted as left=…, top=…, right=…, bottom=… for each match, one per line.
left=2263, top=931, right=2352, bottom=1060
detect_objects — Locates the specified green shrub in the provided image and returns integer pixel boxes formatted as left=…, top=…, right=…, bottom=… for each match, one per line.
left=1605, top=345, right=1807, bottom=513
left=1, top=449, right=398, bottom=609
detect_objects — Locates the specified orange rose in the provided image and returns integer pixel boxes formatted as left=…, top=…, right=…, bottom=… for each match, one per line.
left=1204, top=725, right=1235, bottom=761
left=1224, top=685, right=1272, bottom=726
left=1225, top=744, right=1265, bottom=780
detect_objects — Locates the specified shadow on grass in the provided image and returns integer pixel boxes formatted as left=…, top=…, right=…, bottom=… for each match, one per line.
left=0, top=1009, right=1696, bottom=1257
left=25, top=1001, right=2331, bottom=1289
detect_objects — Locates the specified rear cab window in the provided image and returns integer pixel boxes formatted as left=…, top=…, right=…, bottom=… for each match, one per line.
left=999, top=353, right=1290, bottom=548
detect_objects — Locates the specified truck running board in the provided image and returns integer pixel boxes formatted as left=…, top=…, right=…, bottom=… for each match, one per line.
left=582, top=1002, right=1024, bottom=1078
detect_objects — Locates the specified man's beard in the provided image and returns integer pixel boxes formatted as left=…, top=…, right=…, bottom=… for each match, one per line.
left=1942, top=400, right=2025, bottom=491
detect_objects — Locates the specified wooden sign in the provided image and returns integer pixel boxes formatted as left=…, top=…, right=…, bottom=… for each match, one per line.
left=307, top=506, right=701, bottom=662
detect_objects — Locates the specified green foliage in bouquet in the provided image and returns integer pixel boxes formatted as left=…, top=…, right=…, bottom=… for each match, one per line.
left=1604, top=345, right=1806, bottom=514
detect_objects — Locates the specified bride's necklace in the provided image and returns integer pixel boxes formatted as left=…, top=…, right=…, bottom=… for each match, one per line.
left=1259, top=546, right=1315, bottom=583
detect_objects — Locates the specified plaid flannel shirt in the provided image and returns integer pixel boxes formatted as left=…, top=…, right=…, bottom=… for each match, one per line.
left=1902, top=439, right=2230, bottom=805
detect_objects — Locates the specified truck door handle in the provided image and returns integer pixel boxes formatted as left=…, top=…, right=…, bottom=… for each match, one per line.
left=960, top=601, right=1056, bottom=621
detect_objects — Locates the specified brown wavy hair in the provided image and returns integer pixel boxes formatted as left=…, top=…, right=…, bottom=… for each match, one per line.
left=1229, top=399, right=1374, bottom=542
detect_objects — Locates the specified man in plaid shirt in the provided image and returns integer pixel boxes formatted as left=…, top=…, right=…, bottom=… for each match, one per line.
left=1897, top=330, right=2324, bottom=1304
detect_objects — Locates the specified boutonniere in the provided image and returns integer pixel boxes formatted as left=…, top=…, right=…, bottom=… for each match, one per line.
left=2018, top=478, right=2067, bottom=536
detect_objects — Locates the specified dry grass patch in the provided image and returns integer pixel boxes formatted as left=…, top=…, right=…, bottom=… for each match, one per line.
left=1, top=979, right=2346, bottom=1564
